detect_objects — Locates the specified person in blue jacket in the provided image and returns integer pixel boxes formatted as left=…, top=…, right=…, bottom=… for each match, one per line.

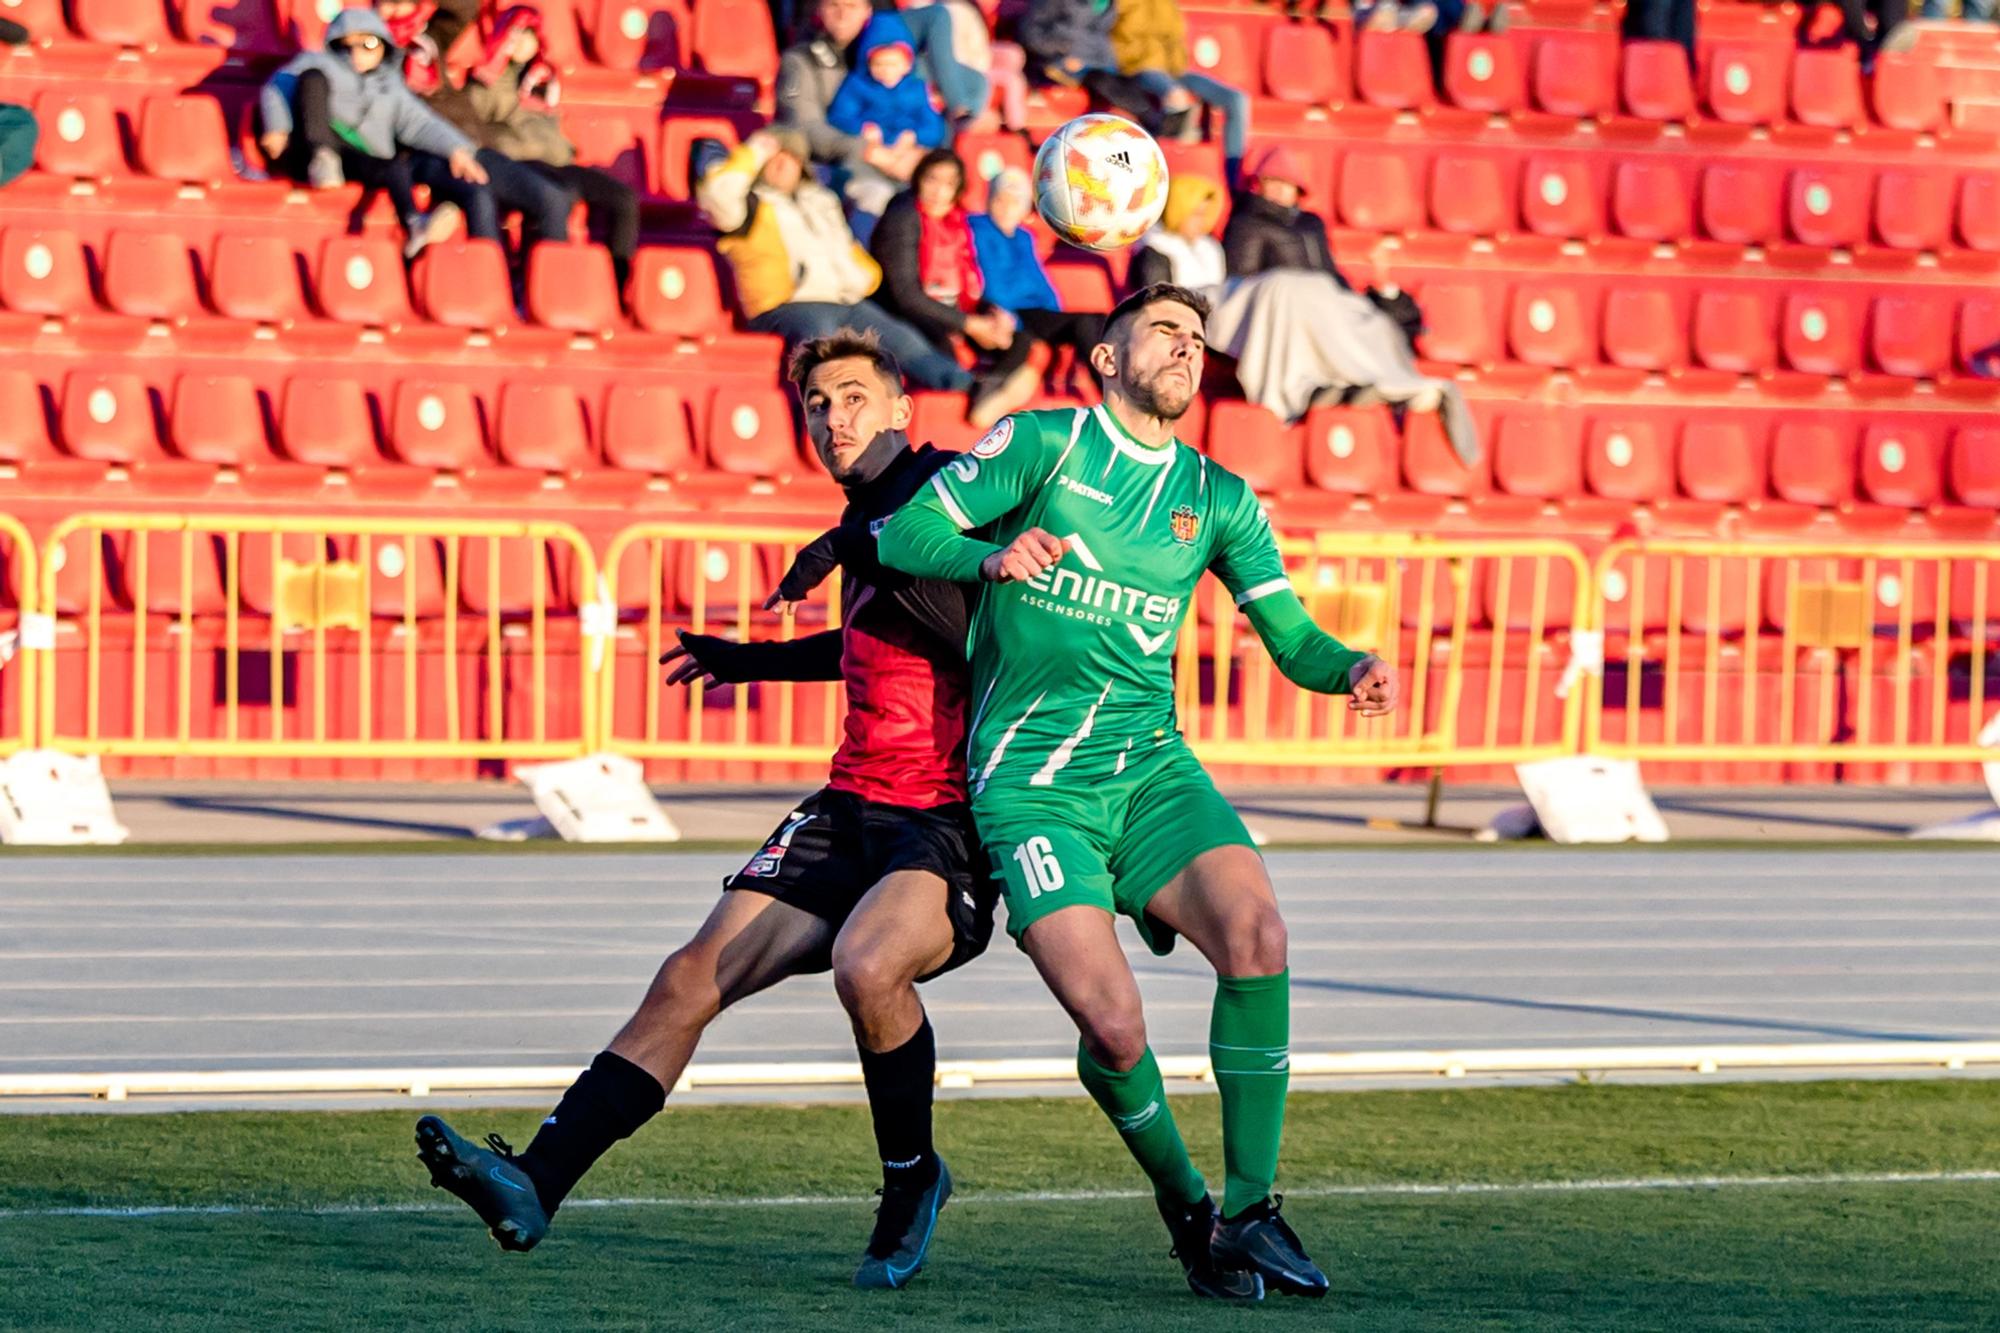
left=967, top=166, right=1104, bottom=396
left=826, top=13, right=951, bottom=158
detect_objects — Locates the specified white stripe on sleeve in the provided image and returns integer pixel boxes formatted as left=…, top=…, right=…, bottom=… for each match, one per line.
left=1233, top=577, right=1292, bottom=608
left=931, top=473, right=976, bottom=530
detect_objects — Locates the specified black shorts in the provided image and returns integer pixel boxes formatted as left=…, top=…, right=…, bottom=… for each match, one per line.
left=724, top=787, right=999, bottom=981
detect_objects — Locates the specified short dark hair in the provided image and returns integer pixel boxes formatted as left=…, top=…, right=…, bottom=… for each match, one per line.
left=786, top=327, right=906, bottom=397
left=912, top=148, right=966, bottom=202
left=1103, top=283, right=1212, bottom=345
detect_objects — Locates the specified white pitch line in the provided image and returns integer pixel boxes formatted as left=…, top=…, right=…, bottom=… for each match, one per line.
left=4, top=1170, right=1997, bottom=1222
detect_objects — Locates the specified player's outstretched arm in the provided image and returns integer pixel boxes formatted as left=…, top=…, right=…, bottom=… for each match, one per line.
left=1242, top=592, right=1398, bottom=716
left=878, top=413, right=1057, bottom=583
left=659, top=627, right=844, bottom=688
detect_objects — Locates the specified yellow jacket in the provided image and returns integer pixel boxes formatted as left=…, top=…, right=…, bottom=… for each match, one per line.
left=695, top=141, right=882, bottom=320
left=1111, top=0, right=1187, bottom=77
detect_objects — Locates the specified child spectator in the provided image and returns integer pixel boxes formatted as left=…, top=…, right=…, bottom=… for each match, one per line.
left=969, top=167, right=1104, bottom=390
left=827, top=13, right=953, bottom=159
left=1131, top=173, right=1228, bottom=291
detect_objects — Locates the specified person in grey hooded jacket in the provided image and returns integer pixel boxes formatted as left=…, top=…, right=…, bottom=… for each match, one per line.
left=259, top=8, right=494, bottom=257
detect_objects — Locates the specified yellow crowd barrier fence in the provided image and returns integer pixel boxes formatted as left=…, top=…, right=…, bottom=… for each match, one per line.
left=0, top=513, right=38, bottom=758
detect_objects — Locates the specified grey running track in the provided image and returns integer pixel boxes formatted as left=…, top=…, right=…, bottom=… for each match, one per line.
left=3, top=850, right=1999, bottom=1076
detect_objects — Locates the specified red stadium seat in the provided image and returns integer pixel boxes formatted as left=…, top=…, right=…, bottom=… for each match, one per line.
left=1610, top=159, right=1692, bottom=243
left=1959, top=173, right=2000, bottom=254
left=1703, top=42, right=1789, bottom=125
left=210, top=235, right=309, bottom=326
left=1415, top=279, right=1501, bottom=366
left=658, top=115, right=740, bottom=201
left=170, top=373, right=266, bottom=467
left=1602, top=288, right=1685, bottom=371
left=1045, top=261, right=1115, bottom=313
left=1338, top=151, right=1421, bottom=233
left=1442, top=33, right=1525, bottom=113
left=1492, top=409, right=1583, bottom=498
left=279, top=376, right=375, bottom=469
left=102, top=230, right=202, bottom=322
left=1791, top=48, right=1863, bottom=128
left=1947, top=428, right=2000, bottom=506
left=0, top=369, right=53, bottom=464
left=603, top=382, right=695, bottom=474
left=177, top=0, right=288, bottom=53
left=1262, top=19, right=1341, bottom=105
left=959, top=131, right=1036, bottom=211
left=60, top=371, right=157, bottom=464
left=1769, top=419, right=1855, bottom=505
left=1957, top=294, right=2000, bottom=377
left=1585, top=415, right=1673, bottom=501
left=412, top=241, right=513, bottom=331
left=1868, top=296, right=1952, bottom=379
left=1779, top=292, right=1861, bottom=377
left=1692, top=291, right=1777, bottom=374
left=0, top=228, right=93, bottom=317
left=1532, top=30, right=1617, bottom=118
left=1507, top=284, right=1593, bottom=369
left=690, top=0, right=777, bottom=81
left=589, top=0, right=689, bottom=71
left=1302, top=405, right=1395, bottom=496
left=1354, top=31, right=1434, bottom=110
left=136, top=96, right=235, bottom=186
left=1403, top=406, right=1489, bottom=497
left=1869, top=52, right=1944, bottom=133
left=707, top=384, right=797, bottom=478
left=1678, top=418, right=1767, bottom=502
left=1858, top=423, right=1942, bottom=508
left=1520, top=156, right=1602, bottom=240
left=72, top=0, right=173, bottom=46
left=566, top=111, right=651, bottom=196
left=32, top=92, right=125, bottom=180
left=314, top=237, right=414, bottom=328
left=1874, top=168, right=1950, bottom=251
left=1185, top=12, right=1259, bottom=92
left=526, top=242, right=622, bottom=335
left=629, top=245, right=728, bottom=338
left=1785, top=167, right=1868, bottom=250
left=389, top=380, right=486, bottom=470
left=1427, top=153, right=1510, bottom=237
left=1698, top=163, right=1782, bottom=245
left=498, top=382, right=591, bottom=472
left=1620, top=39, right=1694, bottom=120
left=1205, top=402, right=1303, bottom=492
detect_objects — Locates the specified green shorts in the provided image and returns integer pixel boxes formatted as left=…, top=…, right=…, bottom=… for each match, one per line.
left=975, top=742, right=1257, bottom=955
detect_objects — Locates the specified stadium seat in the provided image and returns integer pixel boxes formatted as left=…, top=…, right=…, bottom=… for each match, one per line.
left=603, top=382, right=694, bottom=475
left=526, top=242, right=622, bottom=335
left=102, top=230, right=202, bottom=323
left=1520, top=157, right=1602, bottom=240
left=1205, top=401, right=1303, bottom=492
left=1602, top=288, right=1685, bottom=371
left=169, top=374, right=266, bottom=467
left=1769, top=420, right=1855, bottom=505
left=1692, top=290, right=1776, bottom=373
left=1610, top=160, right=1693, bottom=243
left=1957, top=295, right=2000, bottom=376
left=1868, top=52, right=1944, bottom=132
left=565, top=111, right=651, bottom=196
left=177, top=0, right=288, bottom=53
left=1184, top=12, right=1259, bottom=93
left=60, top=371, right=157, bottom=463
left=690, top=0, right=777, bottom=81
left=136, top=96, right=235, bottom=186
left=412, top=240, right=513, bottom=331
left=1858, top=423, right=1943, bottom=508
left=279, top=376, right=376, bottom=469
left=1045, top=261, right=1115, bottom=313
left=1958, top=173, right=2000, bottom=253
left=707, top=384, right=798, bottom=478
left=1354, top=30, right=1434, bottom=110
left=958, top=131, right=1036, bottom=210
left=1678, top=418, right=1766, bottom=502
left=0, top=227, right=93, bottom=317
left=1947, top=427, right=2000, bottom=506
left=1301, top=405, right=1395, bottom=495
left=32, top=92, right=125, bottom=181
left=1261, top=19, right=1341, bottom=105
left=589, top=0, right=689, bottom=71
left=1868, top=296, right=1952, bottom=379
left=1427, top=153, right=1510, bottom=237
left=1874, top=168, right=1950, bottom=251
left=389, top=380, right=486, bottom=470
left=1620, top=40, right=1694, bottom=120
left=1585, top=415, right=1673, bottom=501
left=1403, top=406, right=1489, bottom=496
left=1790, top=48, right=1864, bottom=128
left=629, top=245, right=728, bottom=338
left=314, top=237, right=415, bottom=328
left=1531, top=30, right=1618, bottom=118
left=1338, top=151, right=1421, bottom=233
left=209, top=235, right=309, bottom=326
left=1506, top=284, right=1592, bottom=369
left=1779, top=292, right=1861, bottom=377
left=1698, top=163, right=1782, bottom=245
left=498, top=382, right=592, bottom=472
left=658, top=115, right=741, bottom=200
left=1492, top=409, right=1583, bottom=498
left=1702, top=42, right=1789, bottom=125
left=1415, top=280, right=1501, bottom=366
left=1441, top=33, right=1525, bottom=113
left=1785, top=167, right=1868, bottom=250
left=0, top=369, right=52, bottom=464
left=72, top=0, right=174, bottom=47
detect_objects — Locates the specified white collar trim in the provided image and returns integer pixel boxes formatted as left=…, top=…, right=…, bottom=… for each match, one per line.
left=1093, top=404, right=1177, bottom=466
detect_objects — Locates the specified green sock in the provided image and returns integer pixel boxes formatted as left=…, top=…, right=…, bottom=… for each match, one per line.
left=1076, top=1043, right=1207, bottom=1207
left=1209, top=970, right=1291, bottom=1218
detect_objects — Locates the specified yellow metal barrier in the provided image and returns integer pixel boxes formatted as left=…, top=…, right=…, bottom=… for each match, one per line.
left=36, top=514, right=599, bottom=762
left=1586, top=538, right=2000, bottom=767
left=0, top=512, right=38, bottom=757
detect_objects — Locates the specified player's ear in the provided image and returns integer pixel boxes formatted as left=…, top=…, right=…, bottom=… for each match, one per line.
left=889, top=392, right=913, bottom=432
left=1088, top=340, right=1118, bottom=380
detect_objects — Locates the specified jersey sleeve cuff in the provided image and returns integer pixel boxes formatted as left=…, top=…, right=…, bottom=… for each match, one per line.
left=1233, top=577, right=1292, bottom=608
left=931, top=474, right=976, bottom=531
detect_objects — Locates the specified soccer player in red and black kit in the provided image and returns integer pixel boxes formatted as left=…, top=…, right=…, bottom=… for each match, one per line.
left=414, top=330, right=1000, bottom=1289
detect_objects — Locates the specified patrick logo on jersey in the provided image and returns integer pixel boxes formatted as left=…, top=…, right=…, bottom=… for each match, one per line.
left=1018, top=531, right=1184, bottom=656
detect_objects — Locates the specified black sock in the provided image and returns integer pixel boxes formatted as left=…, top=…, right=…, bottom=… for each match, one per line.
left=858, top=1014, right=938, bottom=1191
left=517, top=1050, right=666, bottom=1213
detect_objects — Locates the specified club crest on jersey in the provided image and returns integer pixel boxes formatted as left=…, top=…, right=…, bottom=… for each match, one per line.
left=971, top=417, right=1014, bottom=459
left=1168, top=504, right=1200, bottom=546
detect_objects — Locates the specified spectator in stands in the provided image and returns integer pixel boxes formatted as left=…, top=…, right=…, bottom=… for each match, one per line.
left=1131, top=173, right=1227, bottom=290
left=1353, top=1, right=1508, bottom=35
left=1921, top=0, right=1993, bottom=22
left=1111, top=0, right=1250, bottom=185
left=1622, top=0, right=1695, bottom=65
left=778, top=0, right=926, bottom=232
left=0, top=100, right=32, bottom=191
left=699, top=130, right=1019, bottom=416
left=827, top=13, right=953, bottom=160
left=258, top=9, right=491, bottom=258
left=1018, top=0, right=1169, bottom=130
left=1797, top=0, right=1916, bottom=69
left=969, top=167, right=1105, bottom=394
left=868, top=149, right=1045, bottom=427
left=1222, top=147, right=1336, bottom=280
left=887, top=0, right=996, bottom=126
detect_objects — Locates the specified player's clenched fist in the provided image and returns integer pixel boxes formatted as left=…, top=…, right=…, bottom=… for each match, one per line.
left=1346, top=655, right=1398, bottom=717
left=980, top=528, right=1067, bottom=584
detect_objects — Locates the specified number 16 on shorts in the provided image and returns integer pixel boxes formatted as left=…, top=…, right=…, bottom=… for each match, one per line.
left=1011, top=836, right=1066, bottom=898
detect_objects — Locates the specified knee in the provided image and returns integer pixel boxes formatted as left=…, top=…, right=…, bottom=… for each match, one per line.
left=1225, top=905, right=1288, bottom=976
left=649, top=943, right=722, bottom=1016
left=830, top=939, right=913, bottom=1014
left=1078, top=1001, right=1149, bottom=1071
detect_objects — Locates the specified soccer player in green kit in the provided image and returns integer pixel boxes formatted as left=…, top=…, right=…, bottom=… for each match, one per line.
left=877, top=283, right=1400, bottom=1303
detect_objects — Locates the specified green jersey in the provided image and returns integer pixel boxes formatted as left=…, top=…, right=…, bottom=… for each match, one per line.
left=877, top=405, right=1363, bottom=796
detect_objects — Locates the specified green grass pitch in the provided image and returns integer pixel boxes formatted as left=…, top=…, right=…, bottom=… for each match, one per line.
left=5, top=1080, right=1999, bottom=1330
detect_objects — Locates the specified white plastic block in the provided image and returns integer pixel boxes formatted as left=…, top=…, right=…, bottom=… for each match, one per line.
left=0, top=751, right=129, bottom=846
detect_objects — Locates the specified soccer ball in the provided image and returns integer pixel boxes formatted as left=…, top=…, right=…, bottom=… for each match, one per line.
left=1031, top=114, right=1170, bottom=253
